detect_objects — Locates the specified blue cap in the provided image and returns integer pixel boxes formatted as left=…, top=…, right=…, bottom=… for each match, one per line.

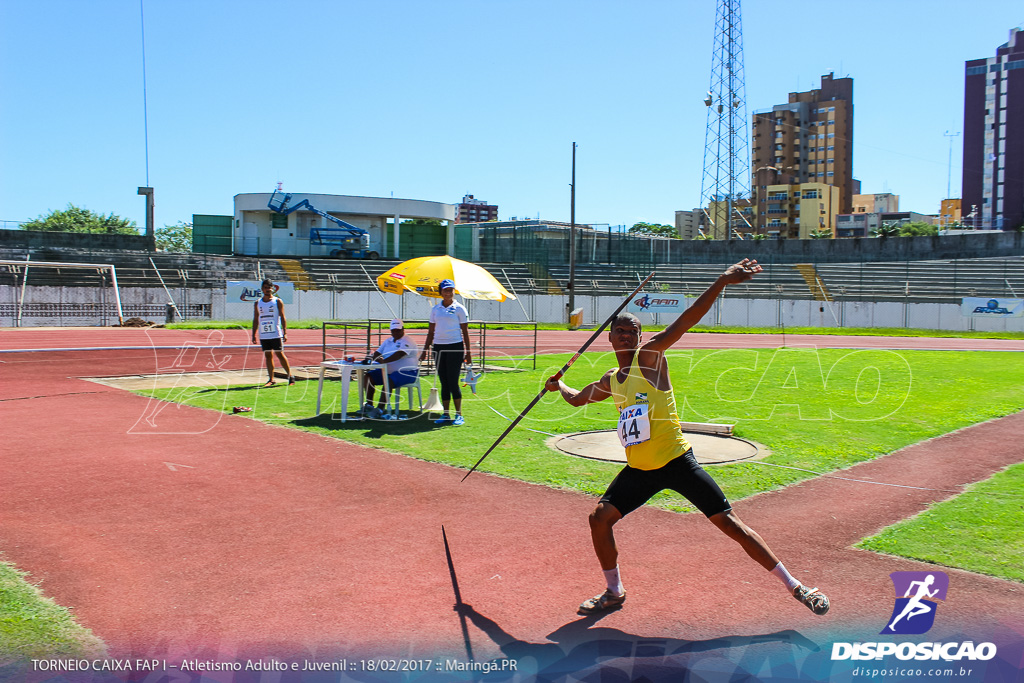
left=438, top=279, right=455, bottom=291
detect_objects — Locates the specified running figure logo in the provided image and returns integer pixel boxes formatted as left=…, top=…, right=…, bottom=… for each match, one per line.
left=881, top=571, right=949, bottom=635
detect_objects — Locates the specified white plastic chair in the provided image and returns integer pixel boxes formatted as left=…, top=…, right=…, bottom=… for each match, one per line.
left=389, top=375, right=423, bottom=416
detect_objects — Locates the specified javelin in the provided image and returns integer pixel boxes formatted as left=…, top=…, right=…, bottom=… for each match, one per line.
left=461, top=271, right=655, bottom=482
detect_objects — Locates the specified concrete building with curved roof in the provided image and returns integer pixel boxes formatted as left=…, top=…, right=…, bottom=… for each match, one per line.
left=232, top=192, right=456, bottom=258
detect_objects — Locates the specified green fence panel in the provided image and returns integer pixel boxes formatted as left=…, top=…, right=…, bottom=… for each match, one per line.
left=192, top=214, right=233, bottom=254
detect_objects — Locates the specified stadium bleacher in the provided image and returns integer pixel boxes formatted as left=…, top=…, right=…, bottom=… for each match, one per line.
left=3, top=243, right=1022, bottom=306
left=297, top=258, right=542, bottom=297
left=549, top=259, right=1024, bottom=304
left=0, top=246, right=288, bottom=290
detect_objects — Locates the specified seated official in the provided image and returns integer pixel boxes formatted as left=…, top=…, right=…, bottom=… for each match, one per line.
left=362, top=319, right=419, bottom=418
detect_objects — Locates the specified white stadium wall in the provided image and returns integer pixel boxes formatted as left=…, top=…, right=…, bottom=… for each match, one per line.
left=5, top=286, right=1022, bottom=332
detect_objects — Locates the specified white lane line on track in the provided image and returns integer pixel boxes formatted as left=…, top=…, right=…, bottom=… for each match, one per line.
left=0, top=343, right=325, bottom=353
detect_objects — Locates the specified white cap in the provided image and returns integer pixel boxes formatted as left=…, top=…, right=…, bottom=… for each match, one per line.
left=390, top=319, right=404, bottom=330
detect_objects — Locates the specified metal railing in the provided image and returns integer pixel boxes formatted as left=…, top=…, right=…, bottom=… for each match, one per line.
left=322, top=320, right=539, bottom=372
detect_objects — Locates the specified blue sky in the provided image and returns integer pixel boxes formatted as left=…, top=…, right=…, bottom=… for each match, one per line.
left=2, top=0, right=1022, bottom=232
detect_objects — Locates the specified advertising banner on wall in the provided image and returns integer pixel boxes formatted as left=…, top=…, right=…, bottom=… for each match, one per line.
left=960, top=297, right=1024, bottom=317
left=626, top=292, right=690, bottom=315
left=227, top=280, right=295, bottom=304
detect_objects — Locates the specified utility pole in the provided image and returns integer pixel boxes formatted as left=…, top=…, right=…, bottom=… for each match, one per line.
left=944, top=130, right=960, bottom=226
left=138, top=186, right=154, bottom=250
left=568, top=142, right=577, bottom=322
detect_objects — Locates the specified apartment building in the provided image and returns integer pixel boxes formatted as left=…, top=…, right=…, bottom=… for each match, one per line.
left=758, top=181, right=840, bottom=239
left=836, top=211, right=936, bottom=238
left=963, top=27, right=1024, bottom=230
left=752, top=73, right=854, bottom=235
left=940, top=198, right=962, bottom=227
left=454, top=194, right=498, bottom=224
left=674, top=209, right=706, bottom=239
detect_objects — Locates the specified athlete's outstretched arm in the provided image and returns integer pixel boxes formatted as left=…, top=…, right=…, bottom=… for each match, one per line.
left=644, top=259, right=762, bottom=352
left=277, top=300, right=288, bottom=342
left=251, top=301, right=259, bottom=343
left=545, top=370, right=613, bottom=407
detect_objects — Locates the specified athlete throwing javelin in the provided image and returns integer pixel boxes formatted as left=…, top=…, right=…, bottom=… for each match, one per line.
left=544, top=259, right=830, bottom=616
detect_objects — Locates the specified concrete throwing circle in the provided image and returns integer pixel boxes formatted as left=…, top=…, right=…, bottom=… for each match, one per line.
left=547, top=429, right=769, bottom=465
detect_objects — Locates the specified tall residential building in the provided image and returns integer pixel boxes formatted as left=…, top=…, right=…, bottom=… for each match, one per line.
left=752, top=73, right=854, bottom=236
left=454, top=195, right=498, bottom=224
left=963, top=27, right=1024, bottom=230
left=674, top=209, right=706, bottom=240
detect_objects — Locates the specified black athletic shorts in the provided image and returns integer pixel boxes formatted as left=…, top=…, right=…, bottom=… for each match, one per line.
left=260, top=337, right=283, bottom=351
left=600, top=449, right=731, bottom=518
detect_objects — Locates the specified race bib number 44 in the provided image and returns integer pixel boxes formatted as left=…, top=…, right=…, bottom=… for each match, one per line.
left=618, top=403, right=651, bottom=448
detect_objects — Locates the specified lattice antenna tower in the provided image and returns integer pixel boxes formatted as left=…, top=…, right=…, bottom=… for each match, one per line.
left=699, top=0, right=750, bottom=239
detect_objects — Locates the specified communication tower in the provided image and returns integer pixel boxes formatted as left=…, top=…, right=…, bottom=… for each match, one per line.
left=699, top=0, right=751, bottom=240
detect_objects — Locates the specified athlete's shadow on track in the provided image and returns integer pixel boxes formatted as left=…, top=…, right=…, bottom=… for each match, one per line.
left=453, top=603, right=819, bottom=682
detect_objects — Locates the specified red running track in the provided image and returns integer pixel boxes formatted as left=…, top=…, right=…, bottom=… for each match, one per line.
left=2, top=326, right=1023, bottom=355
left=0, top=328, right=1022, bottom=676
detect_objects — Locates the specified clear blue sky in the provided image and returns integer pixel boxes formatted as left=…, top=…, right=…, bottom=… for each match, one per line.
left=2, top=0, right=1022, bottom=232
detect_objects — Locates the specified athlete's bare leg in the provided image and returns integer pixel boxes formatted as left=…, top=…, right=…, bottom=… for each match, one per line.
left=709, top=510, right=781, bottom=571
left=275, top=351, right=292, bottom=378
left=263, top=351, right=275, bottom=382
left=589, top=502, right=623, bottom=571
left=890, top=603, right=932, bottom=630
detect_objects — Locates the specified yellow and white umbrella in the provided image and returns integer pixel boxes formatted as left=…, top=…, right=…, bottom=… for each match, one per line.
left=376, top=255, right=515, bottom=301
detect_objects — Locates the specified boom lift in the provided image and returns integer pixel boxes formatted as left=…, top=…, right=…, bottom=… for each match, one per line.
left=267, top=190, right=379, bottom=259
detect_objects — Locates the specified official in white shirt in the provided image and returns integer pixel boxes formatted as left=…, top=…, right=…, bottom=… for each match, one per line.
left=362, top=319, right=420, bottom=418
left=418, top=279, right=471, bottom=426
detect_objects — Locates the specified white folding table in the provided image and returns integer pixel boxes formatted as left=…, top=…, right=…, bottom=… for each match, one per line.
left=316, top=360, right=390, bottom=421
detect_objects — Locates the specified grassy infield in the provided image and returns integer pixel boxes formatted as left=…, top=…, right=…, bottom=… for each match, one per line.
left=3, top=332, right=1023, bottom=661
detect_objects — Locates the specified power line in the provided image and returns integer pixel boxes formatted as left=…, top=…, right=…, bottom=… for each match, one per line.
left=140, top=0, right=150, bottom=187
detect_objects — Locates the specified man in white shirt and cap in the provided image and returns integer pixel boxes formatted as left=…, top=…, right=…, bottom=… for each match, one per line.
left=362, top=319, right=420, bottom=419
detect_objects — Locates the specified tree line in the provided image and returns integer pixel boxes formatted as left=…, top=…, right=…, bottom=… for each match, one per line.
left=19, top=204, right=192, bottom=251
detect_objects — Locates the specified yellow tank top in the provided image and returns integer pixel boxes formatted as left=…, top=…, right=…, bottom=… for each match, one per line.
left=609, top=354, right=691, bottom=470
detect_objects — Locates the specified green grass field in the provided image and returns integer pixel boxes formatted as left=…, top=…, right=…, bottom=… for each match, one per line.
left=0, top=560, right=105, bottom=663
left=858, top=462, right=1024, bottom=583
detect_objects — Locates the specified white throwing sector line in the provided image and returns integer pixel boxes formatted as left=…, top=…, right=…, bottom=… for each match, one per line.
left=164, top=462, right=195, bottom=472
left=486, top=404, right=556, bottom=436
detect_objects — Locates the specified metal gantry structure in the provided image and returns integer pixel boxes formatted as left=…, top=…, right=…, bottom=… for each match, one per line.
left=699, top=0, right=750, bottom=240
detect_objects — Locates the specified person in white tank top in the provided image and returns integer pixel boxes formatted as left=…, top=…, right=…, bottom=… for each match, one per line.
left=251, top=279, right=294, bottom=387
